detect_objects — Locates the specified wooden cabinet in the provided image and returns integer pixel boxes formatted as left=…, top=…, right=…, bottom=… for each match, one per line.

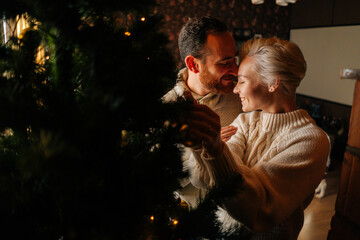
left=327, top=78, right=360, bottom=239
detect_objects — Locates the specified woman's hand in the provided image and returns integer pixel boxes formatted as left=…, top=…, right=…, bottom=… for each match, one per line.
left=221, top=125, right=238, bottom=142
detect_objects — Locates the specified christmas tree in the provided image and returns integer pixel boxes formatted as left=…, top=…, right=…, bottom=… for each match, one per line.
left=0, top=0, right=235, bottom=239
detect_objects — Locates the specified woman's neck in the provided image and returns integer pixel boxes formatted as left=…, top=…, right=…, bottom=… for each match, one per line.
left=262, top=93, right=297, bottom=114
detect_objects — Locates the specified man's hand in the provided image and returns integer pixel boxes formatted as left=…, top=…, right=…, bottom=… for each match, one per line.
left=185, top=104, right=223, bottom=156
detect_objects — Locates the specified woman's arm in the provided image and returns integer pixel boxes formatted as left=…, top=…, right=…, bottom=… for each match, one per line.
left=203, top=129, right=330, bottom=231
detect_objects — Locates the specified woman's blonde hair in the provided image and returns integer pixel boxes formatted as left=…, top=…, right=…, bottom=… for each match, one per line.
left=240, top=37, right=307, bottom=96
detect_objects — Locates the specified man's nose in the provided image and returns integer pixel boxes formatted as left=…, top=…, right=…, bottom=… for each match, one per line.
left=231, top=61, right=238, bottom=74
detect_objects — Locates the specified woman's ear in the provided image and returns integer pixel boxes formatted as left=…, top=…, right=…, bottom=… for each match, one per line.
left=185, top=55, right=199, bottom=73
left=268, top=78, right=281, bottom=92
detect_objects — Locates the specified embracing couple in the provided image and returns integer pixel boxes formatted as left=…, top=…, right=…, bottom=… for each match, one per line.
left=163, top=16, right=330, bottom=240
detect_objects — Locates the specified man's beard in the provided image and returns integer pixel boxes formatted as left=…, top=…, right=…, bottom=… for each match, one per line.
left=199, top=69, right=234, bottom=94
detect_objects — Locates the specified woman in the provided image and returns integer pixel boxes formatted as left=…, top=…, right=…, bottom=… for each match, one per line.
left=184, top=37, right=330, bottom=239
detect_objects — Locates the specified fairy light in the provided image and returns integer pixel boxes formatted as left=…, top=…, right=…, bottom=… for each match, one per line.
left=36, top=99, right=44, bottom=107
left=150, top=216, right=154, bottom=221
left=2, top=128, right=14, bottom=137
left=140, top=17, right=146, bottom=22
left=172, top=219, right=179, bottom=225
left=3, top=16, right=7, bottom=43
left=124, top=31, right=131, bottom=37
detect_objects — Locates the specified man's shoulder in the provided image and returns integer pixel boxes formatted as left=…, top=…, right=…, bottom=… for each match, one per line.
left=162, top=81, right=187, bottom=103
left=162, top=85, right=183, bottom=103
left=162, top=68, right=188, bottom=103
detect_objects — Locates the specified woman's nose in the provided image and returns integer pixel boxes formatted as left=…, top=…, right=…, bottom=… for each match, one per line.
left=233, top=81, right=240, bottom=94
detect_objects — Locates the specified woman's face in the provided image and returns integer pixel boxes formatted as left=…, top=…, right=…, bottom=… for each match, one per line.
left=233, top=56, right=272, bottom=112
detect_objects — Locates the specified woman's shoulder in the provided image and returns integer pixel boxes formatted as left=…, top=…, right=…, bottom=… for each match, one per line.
left=301, top=121, right=330, bottom=142
left=233, top=111, right=261, bottom=126
left=236, top=110, right=261, bottom=120
left=292, top=110, right=327, bottom=137
left=288, top=117, right=331, bottom=150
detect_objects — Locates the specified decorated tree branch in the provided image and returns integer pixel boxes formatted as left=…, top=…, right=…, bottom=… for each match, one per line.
left=0, top=1, right=244, bottom=239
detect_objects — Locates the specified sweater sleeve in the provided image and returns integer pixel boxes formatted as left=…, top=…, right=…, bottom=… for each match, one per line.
left=186, top=114, right=247, bottom=188
left=184, top=147, right=212, bottom=188
left=202, top=127, right=330, bottom=232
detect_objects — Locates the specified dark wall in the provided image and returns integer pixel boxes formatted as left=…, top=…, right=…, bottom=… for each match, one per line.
left=296, top=93, right=351, bottom=161
left=155, top=0, right=291, bottom=69
left=291, top=0, right=360, bottom=28
left=290, top=0, right=359, bottom=161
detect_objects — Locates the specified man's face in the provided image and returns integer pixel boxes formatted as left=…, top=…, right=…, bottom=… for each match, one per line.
left=198, top=32, right=238, bottom=94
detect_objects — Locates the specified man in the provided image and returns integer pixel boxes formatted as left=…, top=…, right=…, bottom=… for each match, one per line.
left=162, top=16, right=242, bottom=208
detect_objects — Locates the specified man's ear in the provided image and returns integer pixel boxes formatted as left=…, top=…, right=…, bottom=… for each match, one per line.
left=185, top=55, right=199, bottom=73
left=268, top=78, right=281, bottom=92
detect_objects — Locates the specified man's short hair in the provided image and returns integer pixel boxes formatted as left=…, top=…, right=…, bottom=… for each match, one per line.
left=178, top=16, right=228, bottom=64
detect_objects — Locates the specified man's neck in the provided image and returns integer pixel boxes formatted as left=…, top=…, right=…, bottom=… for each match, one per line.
left=186, top=71, right=210, bottom=96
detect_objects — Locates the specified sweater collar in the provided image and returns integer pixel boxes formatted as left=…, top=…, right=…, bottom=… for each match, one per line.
left=260, top=109, right=314, bottom=131
left=176, top=68, right=218, bottom=103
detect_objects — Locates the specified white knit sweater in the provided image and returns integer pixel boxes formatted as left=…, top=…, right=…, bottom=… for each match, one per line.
left=189, top=109, right=330, bottom=239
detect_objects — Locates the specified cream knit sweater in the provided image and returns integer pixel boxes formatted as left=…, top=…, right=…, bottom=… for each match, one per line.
left=188, top=109, right=330, bottom=239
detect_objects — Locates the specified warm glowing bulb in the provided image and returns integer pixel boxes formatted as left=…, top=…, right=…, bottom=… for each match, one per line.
left=36, top=99, right=44, bottom=107
left=173, top=219, right=178, bottom=225
left=124, top=31, right=131, bottom=36
left=140, top=17, right=146, bottom=21
left=150, top=216, right=154, bottom=221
